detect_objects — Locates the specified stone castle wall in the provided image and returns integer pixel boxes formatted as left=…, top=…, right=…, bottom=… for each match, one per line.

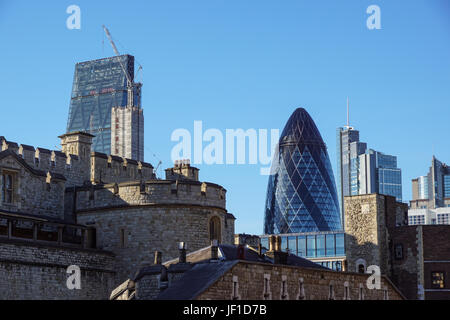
left=2, top=138, right=155, bottom=189
left=71, top=180, right=226, bottom=212
left=0, top=151, right=65, bottom=219
left=77, top=206, right=235, bottom=284
left=72, top=176, right=233, bottom=284
left=0, top=239, right=115, bottom=300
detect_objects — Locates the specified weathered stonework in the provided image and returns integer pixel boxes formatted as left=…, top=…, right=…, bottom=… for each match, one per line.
left=344, top=194, right=450, bottom=300
left=0, top=132, right=235, bottom=300
left=0, top=239, right=115, bottom=300
left=75, top=179, right=235, bottom=284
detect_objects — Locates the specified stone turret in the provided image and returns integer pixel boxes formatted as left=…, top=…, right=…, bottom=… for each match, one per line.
left=59, top=131, right=94, bottom=184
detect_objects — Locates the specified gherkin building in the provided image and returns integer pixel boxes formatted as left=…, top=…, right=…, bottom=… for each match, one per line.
left=264, top=108, right=342, bottom=234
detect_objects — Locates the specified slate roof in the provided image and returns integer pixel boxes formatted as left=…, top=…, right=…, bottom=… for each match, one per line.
left=155, top=261, right=239, bottom=300
left=163, top=244, right=328, bottom=270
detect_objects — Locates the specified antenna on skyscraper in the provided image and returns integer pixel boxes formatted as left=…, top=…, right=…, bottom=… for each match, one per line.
left=344, top=97, right=353, bottom=130
left=347, top=97, right=349, bottom=127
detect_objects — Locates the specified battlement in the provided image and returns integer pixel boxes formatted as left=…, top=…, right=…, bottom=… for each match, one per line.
left=1, top=134, right=155, bottom=188
left=70, top=178, right=227, bottom=213
left=90, top=152, right=155, bottom=184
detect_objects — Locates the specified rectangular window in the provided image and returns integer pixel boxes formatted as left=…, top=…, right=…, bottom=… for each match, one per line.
left=298, top=236, right=306, bottom=257
left=316, top=234, right=325, bottom=257
left=288, top=236, right=296, bottom=255
left=326, top=234, right=335, bottom=256
left=120, top=228, right=127, bottom=248
left=307, top=235, right=316, bottom=257
left=281, top=236, right=288, bottom=252
left=431, top=272, right=445, bottom=289
left=2, top=173, right=14, bottom=204
left=336, top=233, right=345, bottom=255
left=394, top=244, right=403, bottom=260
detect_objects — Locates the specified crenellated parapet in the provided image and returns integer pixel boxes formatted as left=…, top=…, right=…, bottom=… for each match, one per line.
left=71, top=179, right=227, bottom=213
left=1, top=133, right=155, bottom=188
left=90, top=152, right=155, bottom=185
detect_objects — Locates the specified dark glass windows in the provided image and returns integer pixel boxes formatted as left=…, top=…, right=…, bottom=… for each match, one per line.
left=66, top=55, right=141, bottom=155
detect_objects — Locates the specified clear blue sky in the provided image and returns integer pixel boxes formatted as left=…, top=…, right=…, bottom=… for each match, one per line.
left=1, top=1, right=449, bottom=234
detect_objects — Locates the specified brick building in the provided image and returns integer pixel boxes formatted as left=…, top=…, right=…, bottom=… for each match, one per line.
left=344, top=194, right=450, bottom=300
left=111, top=236, right=404, bottom=300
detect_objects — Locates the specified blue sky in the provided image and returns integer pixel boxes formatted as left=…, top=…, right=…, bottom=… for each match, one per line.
left=1, top=1, right=449, bottom=234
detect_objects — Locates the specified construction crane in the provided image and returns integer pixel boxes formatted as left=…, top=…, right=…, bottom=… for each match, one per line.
left=102, top=25, right=134, bottom=108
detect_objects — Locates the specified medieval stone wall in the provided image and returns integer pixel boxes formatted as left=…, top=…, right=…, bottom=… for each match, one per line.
left=344, top=194, right=386, bottom=274
left=0, top=153, right=65, bottom=219
left=0, top=239, right=115, bottom=300
left=77, top=204, right=234, bottom=285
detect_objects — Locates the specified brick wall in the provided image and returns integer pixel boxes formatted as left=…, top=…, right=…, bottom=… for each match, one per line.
left=196, top=261, right=403, bottom=300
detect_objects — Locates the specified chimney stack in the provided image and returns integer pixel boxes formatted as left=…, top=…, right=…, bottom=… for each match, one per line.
left=211, top=240, right=219, bottom=261
left=266, top=235, right=288, bottom=265
left=237, top=244, right=245, bottom=260
left=154, top=251, right=162, bottom=265
left=178, top=242, right=187, bottom=263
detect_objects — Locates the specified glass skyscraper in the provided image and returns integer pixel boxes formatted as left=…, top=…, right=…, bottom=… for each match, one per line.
left=264, top=108, right=342, bottom=234
left=411, top=157, right=450, bottom=209
left=66, top=55, right=142, bottom=155
left=337, top=126, right=403, bottom=214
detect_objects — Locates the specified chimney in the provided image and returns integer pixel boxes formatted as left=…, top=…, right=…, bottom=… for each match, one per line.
left=211, top=240, right=219, bottom=261
left=266, top=235, right=288, bottom=265
left=154, top=251, right=162, bottom=265
left=268, top=235, right=276, bottom=251
left=178, top=242, right=187, bottom=263
left=237, top=244, right=245, bottom=260
left=258, top=243, right=262, bottom=256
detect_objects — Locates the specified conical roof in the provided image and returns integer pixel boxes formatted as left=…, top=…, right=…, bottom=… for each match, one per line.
left=280, top=108, right=326, bottom=148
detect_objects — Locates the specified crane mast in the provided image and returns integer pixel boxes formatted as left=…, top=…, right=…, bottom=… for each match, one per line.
left=102, top=25, right=134, bottom=108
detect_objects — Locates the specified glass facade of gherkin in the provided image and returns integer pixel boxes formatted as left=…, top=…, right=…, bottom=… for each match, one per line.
left=264, top=108, right=342, bottom=234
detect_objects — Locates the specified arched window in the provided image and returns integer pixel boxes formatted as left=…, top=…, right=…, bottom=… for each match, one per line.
left=209, top=216, right=221, bottom=243
left=358, top=264, right=365, bottom=274
left=355, top=258, right=367, bottom=274
left=343, top=281, right=350, bottom=300
left=297, top=278, right=306, bottom=300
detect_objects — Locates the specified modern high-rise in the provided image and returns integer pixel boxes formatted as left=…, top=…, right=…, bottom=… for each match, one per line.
left=264, top=108, right=342, bottom=234
left=410, top=156, right=450, bottom=210
left=337, top=126, right=402, bottom=221
left=66, top=55, right=144, bottom=160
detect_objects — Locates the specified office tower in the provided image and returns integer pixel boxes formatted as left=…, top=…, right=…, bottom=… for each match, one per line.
left=410, top=156, right=450, bottom=209
left=336, top=126, right=366, bottom=222
left=66, top=55, right=143, bottom=159
left=337, top=117, right=403, bottom=216
left=264, top=108, right=342, bottom=234
left=357, top=150, right=402, bottom=202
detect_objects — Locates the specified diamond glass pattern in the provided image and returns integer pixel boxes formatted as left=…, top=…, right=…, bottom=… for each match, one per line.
left=264, top=108, right=342, bottom=233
